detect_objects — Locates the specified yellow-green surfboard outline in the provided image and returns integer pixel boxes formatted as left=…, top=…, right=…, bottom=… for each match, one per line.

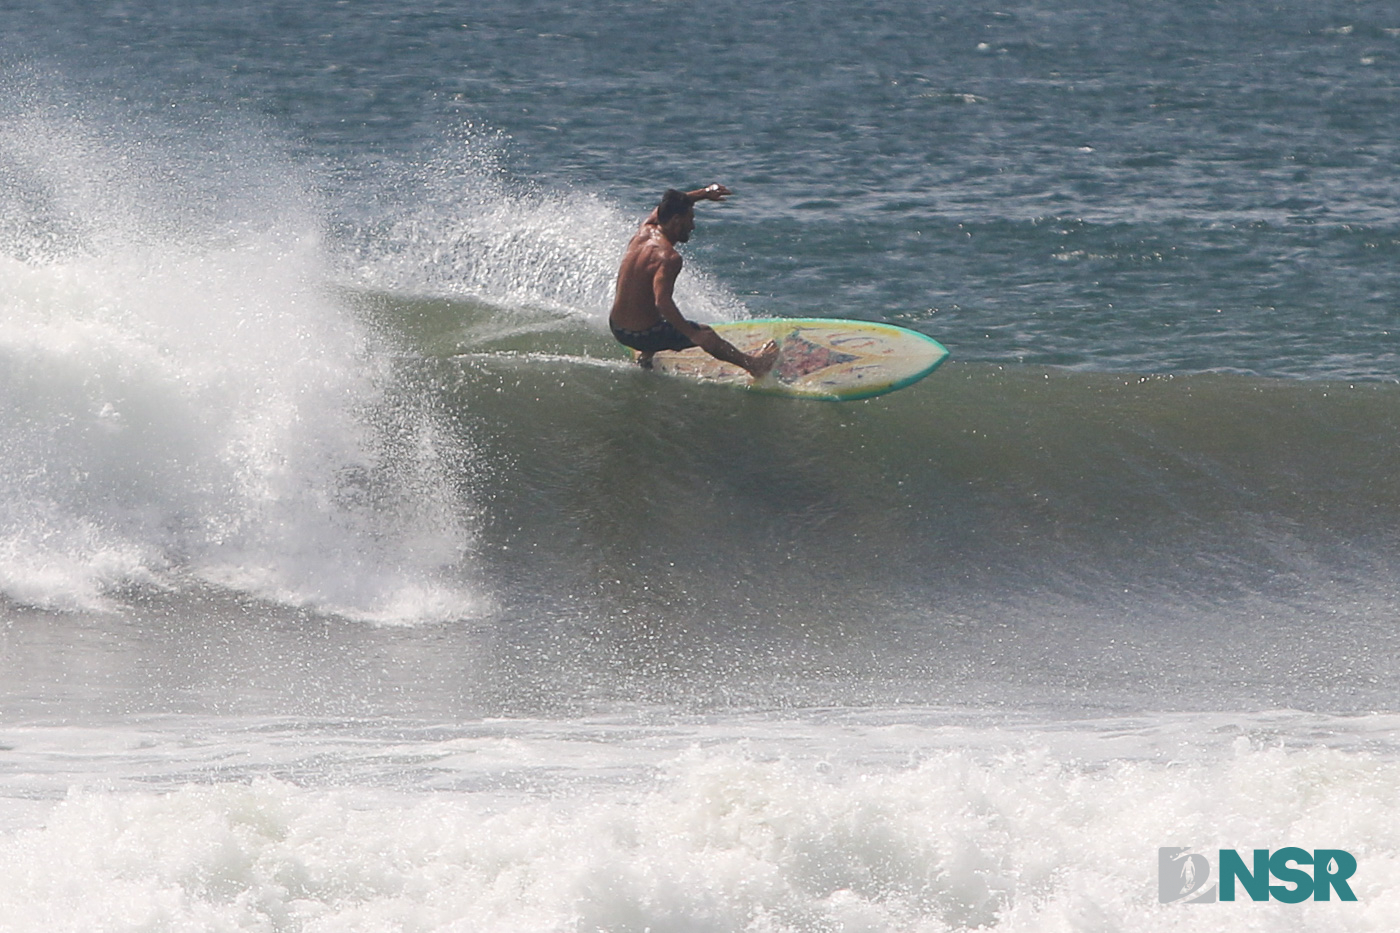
left=644, top=318, right=949, bottom=401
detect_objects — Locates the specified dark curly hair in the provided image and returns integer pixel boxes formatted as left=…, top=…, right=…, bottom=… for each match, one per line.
left=655, top=188, right=693, bottom=224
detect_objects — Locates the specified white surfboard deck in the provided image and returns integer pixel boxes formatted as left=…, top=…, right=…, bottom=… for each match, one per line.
left=641, top=318, right=949, bottom=401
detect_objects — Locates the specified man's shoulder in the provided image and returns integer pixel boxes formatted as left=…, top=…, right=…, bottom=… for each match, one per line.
left=633, top=229, right=681, bottom=266
left=657, top=240, right=682, bottom=264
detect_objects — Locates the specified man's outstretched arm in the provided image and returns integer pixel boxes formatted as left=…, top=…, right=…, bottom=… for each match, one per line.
left=643, top=184, right=732, bottom=223
left=685, top=183, right=731, bottom=203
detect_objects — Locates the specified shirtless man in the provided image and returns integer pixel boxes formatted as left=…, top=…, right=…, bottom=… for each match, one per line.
left=610, top=184, right=779, bottom=377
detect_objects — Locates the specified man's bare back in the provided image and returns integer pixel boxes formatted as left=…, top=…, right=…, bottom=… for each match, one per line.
left=609, top=185, right=777, bottom=377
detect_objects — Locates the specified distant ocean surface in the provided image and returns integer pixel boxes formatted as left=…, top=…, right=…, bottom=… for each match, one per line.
left=3, top=2, right=1400, bottom=930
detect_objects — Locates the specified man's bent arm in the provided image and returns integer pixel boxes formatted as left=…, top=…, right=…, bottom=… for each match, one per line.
left=651, top=257, right=700, bottom=337
left=650, top=257, right=775, bottom=375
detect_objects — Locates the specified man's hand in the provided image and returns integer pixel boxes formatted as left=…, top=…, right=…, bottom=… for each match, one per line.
left=688, top=183, right=732, bottom=203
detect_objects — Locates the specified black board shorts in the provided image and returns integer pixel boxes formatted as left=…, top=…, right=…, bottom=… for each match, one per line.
left=610, top=318, right=698, bottom=353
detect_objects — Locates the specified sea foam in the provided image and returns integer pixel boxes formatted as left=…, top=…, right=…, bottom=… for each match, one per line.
left=341, top=129, right=750, bottom=328
left=0, top=91, right=477, bottom=623
left=1, top=724, right=1397, bottom=932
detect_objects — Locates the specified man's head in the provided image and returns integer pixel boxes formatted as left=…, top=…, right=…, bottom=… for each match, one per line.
left=656, top=188, right=695, bottom=242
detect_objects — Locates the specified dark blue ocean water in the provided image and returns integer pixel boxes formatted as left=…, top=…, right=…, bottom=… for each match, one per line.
left=3, top=4, right=1400, bottom=930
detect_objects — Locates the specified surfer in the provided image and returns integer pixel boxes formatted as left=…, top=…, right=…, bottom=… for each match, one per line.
left=610, top=184, right=779, bottom=377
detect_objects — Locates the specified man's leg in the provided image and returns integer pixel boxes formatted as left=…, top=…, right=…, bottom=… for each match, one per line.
left=694, top=326, right=779, bottom=378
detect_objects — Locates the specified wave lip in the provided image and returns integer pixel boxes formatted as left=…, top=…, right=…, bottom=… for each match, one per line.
left=0, top=104, right=480, bottom=624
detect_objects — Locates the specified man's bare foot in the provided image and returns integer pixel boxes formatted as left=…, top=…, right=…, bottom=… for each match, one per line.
left=746, top=340, right=780, bottom=379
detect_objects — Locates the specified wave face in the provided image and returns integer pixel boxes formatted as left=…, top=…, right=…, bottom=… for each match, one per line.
left=428, top=337, right=1400, bottom=713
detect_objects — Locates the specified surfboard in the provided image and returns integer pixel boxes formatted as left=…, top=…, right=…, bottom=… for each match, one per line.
left=641, top=318, right=949, bottom=401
